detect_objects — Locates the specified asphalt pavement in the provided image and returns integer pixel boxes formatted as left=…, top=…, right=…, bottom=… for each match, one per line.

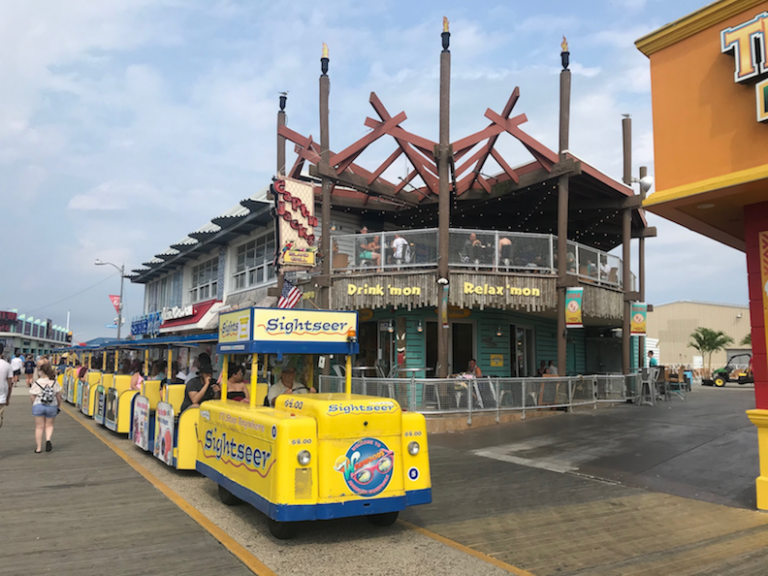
left=428, top=384, right=758, bottom=509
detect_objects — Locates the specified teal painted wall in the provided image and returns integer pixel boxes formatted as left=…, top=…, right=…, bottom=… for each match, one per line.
left=361, top=307, right=589, bottom=378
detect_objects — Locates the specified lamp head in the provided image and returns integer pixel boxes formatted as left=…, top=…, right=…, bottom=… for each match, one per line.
left=638, top=175, right=654, bottom=194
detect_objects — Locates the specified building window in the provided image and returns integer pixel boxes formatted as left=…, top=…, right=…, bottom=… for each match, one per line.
left=232, top=235, right=276, bottom=291
left=190, top=257, right=218, bottom=303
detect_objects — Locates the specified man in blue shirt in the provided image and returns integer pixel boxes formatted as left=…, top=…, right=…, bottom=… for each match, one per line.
left=648, top=351, right=658, bottom=367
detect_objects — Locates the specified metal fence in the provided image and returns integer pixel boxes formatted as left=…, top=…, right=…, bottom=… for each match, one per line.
left=319, top=374, right=638, bottom=424
left=330, top=228, right=631, bottom=289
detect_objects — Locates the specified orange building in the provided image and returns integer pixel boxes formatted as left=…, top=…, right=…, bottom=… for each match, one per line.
left=637, top=0, right=768, bottom=508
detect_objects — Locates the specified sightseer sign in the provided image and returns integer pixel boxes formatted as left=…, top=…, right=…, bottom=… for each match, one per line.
left=721, top=12, right=768, bottom=123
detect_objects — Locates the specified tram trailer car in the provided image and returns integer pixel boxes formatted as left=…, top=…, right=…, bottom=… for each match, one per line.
left=197, top=393, right=431, bottom=539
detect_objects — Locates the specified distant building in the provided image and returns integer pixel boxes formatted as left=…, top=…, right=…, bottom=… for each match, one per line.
left=0, top=310, right=72, bottom=358
left=646, top=301, right=750, bottom=367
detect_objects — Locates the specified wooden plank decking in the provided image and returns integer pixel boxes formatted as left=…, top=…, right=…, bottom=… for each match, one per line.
left=0, top=387, right=254, bottom=576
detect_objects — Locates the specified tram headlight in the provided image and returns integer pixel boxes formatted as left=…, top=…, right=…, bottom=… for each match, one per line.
left=408, top=441, right=420, bottom=456
left=297, top=450, right=311, bottom=466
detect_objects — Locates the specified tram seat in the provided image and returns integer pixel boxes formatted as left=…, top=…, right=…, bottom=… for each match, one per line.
left=102, top=373, right=114, bottom=390
left=113, top=374, right=132, bottom=393
left=175, top=407, right=199, bottom=470
left=165, top=385, right=187, bottom=414
left=142, top=379, right=162, bottom=409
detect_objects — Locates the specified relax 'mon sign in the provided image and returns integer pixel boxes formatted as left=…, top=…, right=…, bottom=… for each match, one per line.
left=721, top=11, right=768, bottom=122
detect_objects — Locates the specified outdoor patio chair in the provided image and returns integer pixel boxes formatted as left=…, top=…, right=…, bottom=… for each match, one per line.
left=639, top=367, right=660, bottom=406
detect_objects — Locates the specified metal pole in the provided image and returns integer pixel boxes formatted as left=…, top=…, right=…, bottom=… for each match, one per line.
left=250, top=354, right=258, bottom=409
left=437, top=22, right=451, bottom=378
left=622, top=117, right=632, bottom=375
left=557, top=46, right=572, bottom=378
left=117, top=264, right=124, bottom=340
left=221, top=354, right=229, bottom=399
left=345, top=353, right=352, bottom=395
left=638, top=165, right=647, bottom=370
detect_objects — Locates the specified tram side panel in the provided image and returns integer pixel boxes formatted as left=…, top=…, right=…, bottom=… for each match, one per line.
left=196, top=401, right=319, bottom=520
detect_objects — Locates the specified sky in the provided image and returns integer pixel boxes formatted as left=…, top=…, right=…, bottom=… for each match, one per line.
left=0, top=0, right=748, bottom=342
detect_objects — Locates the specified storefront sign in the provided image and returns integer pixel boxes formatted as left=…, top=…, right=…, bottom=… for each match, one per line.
left=272, top=177, right=317, bottom=267
left=721, top=12, right=768, bottom=123
left=132, top=395, right=151, bottom=451
left=219, top=308, right=253, bottom=344
left=283, top=249, right=316, bottom=266
left=463, top=282, right=541, bottom=297
left=490, top=354, right=504, bottom=367
left=631, top=303, right=647, bottom=335
left=154, top=402, right=175, bottom=466
left=565, top=287, right=584, bottom=329
left=162, top=305, right=193, bottom=321
left=131, top=311, right=162, bottom=337
left=348, top=283, right=422, bottom=296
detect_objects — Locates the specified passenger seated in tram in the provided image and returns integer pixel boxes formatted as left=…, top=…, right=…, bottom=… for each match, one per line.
left=267, top=366, right=316, bottom=407
left=225, top=364, right=249, bottom=403
left=180, top=363, right=219, bottom=412
left=152, top=360, right=167, bottom=383
left=130, top=360, right=145, bottom=391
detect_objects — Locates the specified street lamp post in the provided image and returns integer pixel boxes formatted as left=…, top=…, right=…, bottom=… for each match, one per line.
left=95, top=259, right=126, bottom=340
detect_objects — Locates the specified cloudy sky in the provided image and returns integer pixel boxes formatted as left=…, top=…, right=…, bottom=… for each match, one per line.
left=1, top=0, right=745, bottom=342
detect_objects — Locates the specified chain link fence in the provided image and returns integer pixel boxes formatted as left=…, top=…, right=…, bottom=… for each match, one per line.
left=319, top=374, right=637, bottom=424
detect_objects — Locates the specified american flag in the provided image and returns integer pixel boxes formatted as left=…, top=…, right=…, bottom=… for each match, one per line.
left=277, top=278, right=302, bottom=309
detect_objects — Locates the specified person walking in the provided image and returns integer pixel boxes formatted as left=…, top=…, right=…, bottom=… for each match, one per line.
left=24, top=355, right=36, bottom=387
left=29, top=363, right=62, bottom=453
left=10, top=351, right=23, bottom=387
left=0, top=344, right=13, bottom=429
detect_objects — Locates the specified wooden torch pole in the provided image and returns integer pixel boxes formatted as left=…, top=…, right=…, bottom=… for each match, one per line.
left=436, top=18, right=451, bottom=378
left=557, top=38, right=571, bottom=377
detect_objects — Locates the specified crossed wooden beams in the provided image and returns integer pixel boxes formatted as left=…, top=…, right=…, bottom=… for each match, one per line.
left=277, top=88, right=573, bottom=208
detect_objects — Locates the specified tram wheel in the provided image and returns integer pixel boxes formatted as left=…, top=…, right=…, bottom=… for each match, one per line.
left=268, top=518, right=298, bottom=540
left=217, top=484, right=241, bottom=506
left=367, top=511, right=399, bottom=527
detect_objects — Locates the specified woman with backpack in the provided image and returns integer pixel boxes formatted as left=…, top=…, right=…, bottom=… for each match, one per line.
left=29, top=363, right=62, bottom=453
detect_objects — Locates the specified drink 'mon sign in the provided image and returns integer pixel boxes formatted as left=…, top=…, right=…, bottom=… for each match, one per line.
left=721, top=11, right=768, bottom=122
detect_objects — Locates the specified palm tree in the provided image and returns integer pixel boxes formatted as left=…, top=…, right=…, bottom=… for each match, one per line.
left=741, top=333, right=752, bottom=347
left=688, top=327, right=734, bottom=375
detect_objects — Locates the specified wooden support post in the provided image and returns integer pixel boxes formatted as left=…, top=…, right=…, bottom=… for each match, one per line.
left=275, top=97, right=288, bottom=300
left=557, top=46, right=571, bottom=377
left=622, top=116, right=632, bottom=375
left=436, top=24, right=451, bottom=378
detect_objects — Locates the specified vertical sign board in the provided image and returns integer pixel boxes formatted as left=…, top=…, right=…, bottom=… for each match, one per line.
left=218, top=308, right=254, bottom=353
left=132, top=395, right=151, bottom=451
left=94, top=387, right=106, bottom=424
left=271, top=177, right=318, bottom=267
left=105, top=388, right=119, bottom=431
left=81, top=381, right=90, bottom=415
left=154, top=402, right=175, bottom=466
left=565, top=287, right=584, bottom=329
left=760, top=232, right=768, bottom=369
left=631, top=303, right=648, bottom=335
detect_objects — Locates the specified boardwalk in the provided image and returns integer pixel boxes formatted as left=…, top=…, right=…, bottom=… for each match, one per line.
left=0, top=389, right=254, bottom=576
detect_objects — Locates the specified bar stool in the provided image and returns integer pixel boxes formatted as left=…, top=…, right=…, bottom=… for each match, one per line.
left=639, top=367, right=660, bottom=406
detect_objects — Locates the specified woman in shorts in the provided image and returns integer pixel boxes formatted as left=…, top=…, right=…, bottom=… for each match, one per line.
left=24, top=356, right=36, bottom=387
left=30, top=363, right=62, bottom=453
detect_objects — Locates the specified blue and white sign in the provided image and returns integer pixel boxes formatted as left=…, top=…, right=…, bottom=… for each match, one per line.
left=131, top=312, right=162, bottom=337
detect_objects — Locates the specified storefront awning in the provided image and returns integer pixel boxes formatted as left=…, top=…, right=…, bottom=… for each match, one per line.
left=160, top=300, right=222, bottom=333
